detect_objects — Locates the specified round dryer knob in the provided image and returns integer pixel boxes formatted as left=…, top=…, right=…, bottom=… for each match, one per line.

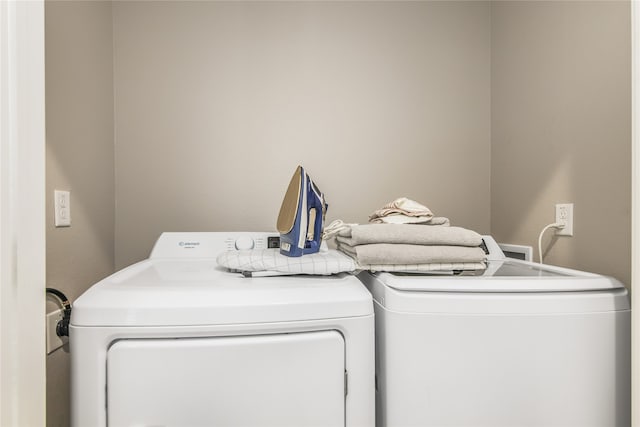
left=234, top=236, right=255, bottom=250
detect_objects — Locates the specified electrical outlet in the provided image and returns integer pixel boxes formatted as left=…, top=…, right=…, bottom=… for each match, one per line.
left=54, top=190, right=71, bottom=227
left=555, top=203, right=574, bottom=236
left=46, top=308, right=67, bottom=354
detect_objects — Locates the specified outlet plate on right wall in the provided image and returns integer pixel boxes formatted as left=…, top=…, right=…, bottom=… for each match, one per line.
left=555, top=203, right=574, bottom=236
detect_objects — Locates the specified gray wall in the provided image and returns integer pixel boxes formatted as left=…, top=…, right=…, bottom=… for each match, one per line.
left=44, top=1, right=631, bottom=425
left=112, top=1, right=492, bottom=268
left=491, top=1, right=631, bottom=286
left=45, top=1, right=114, bottom=426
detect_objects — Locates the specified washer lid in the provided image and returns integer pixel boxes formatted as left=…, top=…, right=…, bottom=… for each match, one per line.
left=71, top=259, right=372, bottom=327
left=377, top=259, right=625, bottom=293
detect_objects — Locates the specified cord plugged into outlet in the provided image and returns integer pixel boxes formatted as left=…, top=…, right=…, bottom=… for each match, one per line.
left=555, top=203, right=574, bottom=236
left=538, top=203, right=574, bottom=263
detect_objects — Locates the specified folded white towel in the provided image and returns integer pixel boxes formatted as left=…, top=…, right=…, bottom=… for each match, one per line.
left=369, top=215, right=450, bottom=225
left=357, top=261, right=486, bottom=273
left=336, top=224, right=483, bottom=247
left=337, top=242, right=486, bottom=266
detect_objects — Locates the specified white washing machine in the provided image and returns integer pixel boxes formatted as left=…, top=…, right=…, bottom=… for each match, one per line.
left=358, top=236, right=630, bottom=427
left=70, top=232, right=374, bottom=427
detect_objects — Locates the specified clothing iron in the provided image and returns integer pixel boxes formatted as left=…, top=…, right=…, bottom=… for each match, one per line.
left=277, top=166, right=328, bottom=257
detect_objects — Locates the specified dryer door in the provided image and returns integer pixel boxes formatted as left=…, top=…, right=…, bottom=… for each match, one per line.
left=106, top=330, right=345, bottom=427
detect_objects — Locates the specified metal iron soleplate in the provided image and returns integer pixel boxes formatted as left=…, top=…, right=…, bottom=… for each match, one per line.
left=277, top=166, right=302, bottom=234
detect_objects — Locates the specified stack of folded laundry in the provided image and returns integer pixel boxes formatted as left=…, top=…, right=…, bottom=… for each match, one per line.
left=330, top=198, right=487, bottom=272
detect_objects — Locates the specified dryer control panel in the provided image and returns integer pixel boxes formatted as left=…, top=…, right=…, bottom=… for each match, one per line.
left=149, top=232, right=280, bottom=259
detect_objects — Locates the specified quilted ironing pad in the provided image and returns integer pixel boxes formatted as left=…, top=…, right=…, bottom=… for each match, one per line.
left=217, top=248, right=356, bottom=276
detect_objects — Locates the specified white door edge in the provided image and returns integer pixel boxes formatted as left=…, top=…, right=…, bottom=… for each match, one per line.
left=0, top=1, right=46, bottom=425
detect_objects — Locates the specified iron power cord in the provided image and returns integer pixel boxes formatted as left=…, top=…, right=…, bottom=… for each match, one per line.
left=537, top=222, right=565, bottom=264
left=46, top=288, right=71, bottom=337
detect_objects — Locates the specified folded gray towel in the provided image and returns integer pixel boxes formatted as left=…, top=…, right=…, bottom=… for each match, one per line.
left=337, top=242, right=486, bottom=266
left=357, top=261, right=487, bottom=273
left=336, top=224, right=482, bottom=247
left=423, top=217, right=450, bottom=226
left=369, top=216, right=451, bottom=225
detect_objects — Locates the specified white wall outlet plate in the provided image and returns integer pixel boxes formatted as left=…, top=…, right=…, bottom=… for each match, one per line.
left=54, top=190, right=71, bottom=227
left=555, top=203, right=574, bottom=236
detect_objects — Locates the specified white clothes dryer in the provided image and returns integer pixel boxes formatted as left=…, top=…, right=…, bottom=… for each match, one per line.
left=70, top=232, right=374, bottom=427
left=358, top=236, right=630, bottom=427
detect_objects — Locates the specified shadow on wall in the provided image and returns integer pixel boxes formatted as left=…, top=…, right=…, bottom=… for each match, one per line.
left=46, top=139, right=116, bottom=427
left=492, top=116, right=630, bottom=284
left=46, top=142, right=115, bottom=303
left=490, top=0, right=631, bottom=286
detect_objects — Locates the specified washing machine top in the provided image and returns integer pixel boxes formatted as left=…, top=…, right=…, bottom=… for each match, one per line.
left=359, top=236, right=629, bottom=314
left=377, top=259, right=625, bottom=293
left=375, top=236, right=625, bottom=293
left=71, top=232, right=373, bottom=327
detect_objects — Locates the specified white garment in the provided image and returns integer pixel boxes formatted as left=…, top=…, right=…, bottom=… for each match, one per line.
left=369, top=197, right=433, bottom=222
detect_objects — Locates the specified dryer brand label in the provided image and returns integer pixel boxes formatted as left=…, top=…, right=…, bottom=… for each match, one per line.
left=179, top=241, right=200, bottom=249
